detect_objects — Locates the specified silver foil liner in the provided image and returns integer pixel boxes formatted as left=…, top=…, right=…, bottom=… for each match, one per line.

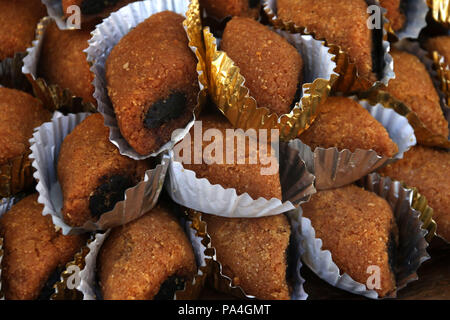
left=263, top=0, right=395, bottom=89
left=29, top=112, right=169, bottom=235
left=289, top=97, right=416, bottom=190
left=300, top=173, right=430, bottom=299
left=382, top=0, right=428, bottom=40
left=85, top=0, right=203, bottom=160
left=72, top=213, right=210, bottom=300
left=165, top=141, right=316, bottom=218
left=207, top=208, right=308, bottom=300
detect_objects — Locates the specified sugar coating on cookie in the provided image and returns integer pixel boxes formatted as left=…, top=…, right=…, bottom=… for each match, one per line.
left=0, top=0, right=46, bottom=60
left=57, top=113, right=151, bottom=227
left=302, top=185, right=398, bottom=298
left=379, top=0, right=406, bottom=32
left=379, top=146, right=450, bottom=242
left=386, top=50, right=449, bottom=138
left=98, top=205, right=197, bottom=300
left=38, top=21, right=95, bottom=104
left=277, top=0, right=376, bottom=82
left=200, top=0, right=260, bottom=20
left=299, top=96, right=399, bottom=157
left=106, top=11, right=199, bottom=155
left=0, top=194, right=86, bottom=300
left=221, top=17, right=303, bottom=115
left=176, top=112, right=282, bottom=200
left=203, top=214, right=292, bottom=300
left=0, top=88, right=51, bottom=165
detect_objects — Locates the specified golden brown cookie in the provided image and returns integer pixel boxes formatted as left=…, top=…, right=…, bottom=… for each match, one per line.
left=299, top=96, right=398, bottom=157
left=379, top=146, right=450, bottom=242
left=277, top=0, right=376, bottom=82
left=200, top=0, right=260, bottom=20
left=0, top=0, right=46, bottom=60
left=380, top=0, right=406, bottom=32
left=0, top=194, right=87, bottom=300
left=385, top=49, right=449, bottom=138
left=427, top=35, right=450, bottom=65
left=106, top=11, right=199, bottom=155
left=221, top=17, right=303, bottom=115
left=302, top=185, right=398, bottom=298
left=204, top=214, right=292, bottom=300
left=0, top=87, right=51, bottom=165
left=38, top=21, right=95, bottom=104
left=57, top=113, right=151, bottom=227
left=176, top=111, right=282, bottom=200
left=98, top=204, right=197, bottom=300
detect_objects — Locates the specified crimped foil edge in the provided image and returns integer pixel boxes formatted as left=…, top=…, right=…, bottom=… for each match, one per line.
left=427, top=0, right=450, bottom=26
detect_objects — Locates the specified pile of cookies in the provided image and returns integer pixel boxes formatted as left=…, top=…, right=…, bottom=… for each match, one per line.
left=0, top=0, right=448, bottom=300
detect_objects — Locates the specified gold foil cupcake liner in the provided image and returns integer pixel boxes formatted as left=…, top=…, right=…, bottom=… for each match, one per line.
left=201, top=21, right=339, bottom=141
left=263, top=0, right=395, bottom=93
left=300, top=173, right=431, bottom=299
left=381, top=0, right=428, bottom=41
left=427, top=0, right=450, bottom=26
left=30, top=112, right=169, bottom=235
left=22, top=16, right=97, bottom=114
left=431, top=50, right=450, bottom=111
left=190, top=208, right=308, bottom=300
left=0, top=152, right=34, bottom=198
left=86, top=0, right=206, bottom=160
left=289, top=97, right=416, bottom=190
left=52, top=207, right=212, bottom=300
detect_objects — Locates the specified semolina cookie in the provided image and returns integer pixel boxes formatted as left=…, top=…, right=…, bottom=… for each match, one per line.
left=0, top=87, right=51, bottom=165
left=200, top=0, right=260, bottom=20
left=0, top=194, right=87, bottom=300
left=38, top=21, right=95, bottom=104
left=277, top=0, right=376, bottom=82
left=427, top=35, right=450, bottom=65
left=379, top=146, right=450, bottom=242
left=299, top=96, right=398, bottom=157
left=57, top=113, right=152, bottom=227
left=385, top=50, right=449, bottom=138
left=203, top=214, right=292, bottom=300
left=0, top=0, right=46, bottom=60
left=106, top=11, right=199, bottom=155
left=302, top=185, right=398, bottom=298
left=175, top=111, right=282, bottom=201
left=98, top=204, right=197, bottom=300
left=379, top=0, right=406, bottom=32
left=221, top=17, right=303, bottom=116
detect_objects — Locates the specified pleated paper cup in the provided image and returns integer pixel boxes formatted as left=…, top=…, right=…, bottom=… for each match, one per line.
left=86, top=0, right=207, bottom=160
left=165, top=141, right=316, bottom=218
left=0, top=52, right=32, bottom=92
left=263, top=0, right=395, bottom=93
left=288, top=97, right=416, bottom=190
left=22, top=16, right=97, bottom=114
left=52, top=207, right=211, bottom=300
left=300, top=173, right=432, bottom=299
left=29, top=112, right=169, bottom=235
left=201, top=22, right=339, bottom=141
left=381, top=0, right=428, bottom=40
left=193, top=208, right=307, bottom=300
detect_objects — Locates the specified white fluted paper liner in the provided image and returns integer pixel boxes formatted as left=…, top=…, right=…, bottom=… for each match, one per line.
left=165, top=141, right=316, bottom=218
left=263, top=0, right=395, bottom=88
left=22, top=16, right=50, bottom=79
left=210, top=208, right=308, bottom=300
left=77, top=219, right=208, bottom=300
left=382, top=0, right=428, bottom=40
left=86, top=0, right=202, bottom=160
left=299, top=173, right=430, bottom=299
left=29, top=112, right=169, bottom=235
left=42, top=0, right=68, bottom=30
left=289, top=98, right=416, bottom=190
